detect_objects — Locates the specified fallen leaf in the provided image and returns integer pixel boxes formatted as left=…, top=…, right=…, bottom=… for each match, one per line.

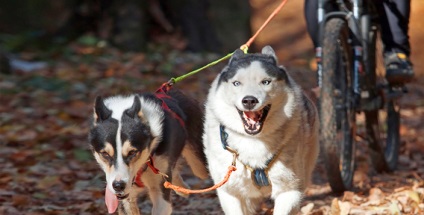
left=409, top=191, right=421, bottom=204
left=0, top=175, right=12, bottom=184
left=368, top=187, right=385, bottom=205
left=32, top=192, right=47, bottom=200
left=12, top=194, right=30, bottom=206
left=389, top=200, right=402, bottom=215
left=0, top=206, right=20, bottom=214
left=338, top=201, right=351, bottom=215
left=329, top=198, right=340, bottom=215
left=37, top=176, right=60, bottom=190
left=301, top=202, right=314, bottom=214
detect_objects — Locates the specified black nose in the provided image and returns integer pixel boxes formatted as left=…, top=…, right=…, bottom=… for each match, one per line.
left=112, top=180, right=126, bottom=192
left=242, top=96, right=259, bottom=110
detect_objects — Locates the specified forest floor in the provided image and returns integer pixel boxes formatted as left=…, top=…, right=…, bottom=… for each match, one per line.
left=1, top=1, right=424, bottom=214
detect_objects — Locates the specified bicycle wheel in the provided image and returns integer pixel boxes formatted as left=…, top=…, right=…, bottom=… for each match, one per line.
left=320, top=18, right=356, bottom=193
left=366, top=101, right=400, bottom=172
left=365, top=29, right=401, bottom=172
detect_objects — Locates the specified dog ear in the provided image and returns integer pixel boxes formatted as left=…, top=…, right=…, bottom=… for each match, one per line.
left=94, top=96, right=112, bottom=122
left=278, top=65, right=289, bottom=81
left=229, top=49, right=245, bottom=64
left=261, top=45, right=278, bottom=64
left=125, top=95, right=141, bottom=118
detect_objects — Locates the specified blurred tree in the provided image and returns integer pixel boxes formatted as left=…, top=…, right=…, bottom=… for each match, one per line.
left=0, top=0, right=250, bottom=53
left=209, top=0, right=251, bottom=52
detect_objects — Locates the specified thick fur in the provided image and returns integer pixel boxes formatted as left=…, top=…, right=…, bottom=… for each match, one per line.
left=203, top=46, right=319, bottom=215
left=89, top=89, right=208, bottom=215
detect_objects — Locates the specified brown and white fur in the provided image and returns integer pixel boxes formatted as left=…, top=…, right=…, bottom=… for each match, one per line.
left=88, top=89, right=208, bottom=215
left=203, top=46, right=319, bottom=215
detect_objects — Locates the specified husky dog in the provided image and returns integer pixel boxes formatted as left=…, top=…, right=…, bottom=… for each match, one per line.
left=203, top=46, right=319, bottom=215
left=89, top=89, right=208, bottom=215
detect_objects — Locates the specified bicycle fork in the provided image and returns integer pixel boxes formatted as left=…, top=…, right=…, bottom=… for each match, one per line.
left=316, top=0, right=365, bottom=108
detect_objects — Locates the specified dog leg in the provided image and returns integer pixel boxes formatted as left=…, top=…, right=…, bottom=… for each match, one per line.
left=148, top=187, right=172, bottom=215
left=273, top=190, right=302, bottom=215
left=172, top=170, right=190, bottom=198
left=244, top=197, right=262, bottom=215
left=182, top=144, right=209, bottom=179
left=216, top=189, right=245, bottom=215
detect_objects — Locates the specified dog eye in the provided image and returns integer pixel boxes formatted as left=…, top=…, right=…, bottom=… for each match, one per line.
left=233, top=81, right=241, bottom=87
left=127, top=150, right=138, bottom=158
left=261, top=80, right=271, bottom=85
left=101, top=151, right=111, bottom=159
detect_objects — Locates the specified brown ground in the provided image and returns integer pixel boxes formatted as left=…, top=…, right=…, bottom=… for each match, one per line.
left=0, top=1, right=423, bottom=215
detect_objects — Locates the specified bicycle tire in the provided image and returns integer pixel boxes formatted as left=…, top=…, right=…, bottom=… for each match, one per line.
left=385, top=101, right=401, bottom=170
left=366, top=99, right=400, bottom=172
left=364, top=28, right=401, bottom=172
left=320, top=18, right=356, bottom=193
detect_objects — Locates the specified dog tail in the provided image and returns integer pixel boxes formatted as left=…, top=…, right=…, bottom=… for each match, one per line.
left=182, top=144, right=209, bottom=179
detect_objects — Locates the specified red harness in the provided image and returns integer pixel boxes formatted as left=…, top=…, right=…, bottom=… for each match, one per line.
left=154, top=83, right=185, bottom=127
left=134, top=83, right=185, bottom=187
left=134, top=156, right=160, bottom=187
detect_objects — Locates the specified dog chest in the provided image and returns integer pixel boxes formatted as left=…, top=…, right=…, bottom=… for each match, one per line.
left=205, top=125, right=297, bottom=196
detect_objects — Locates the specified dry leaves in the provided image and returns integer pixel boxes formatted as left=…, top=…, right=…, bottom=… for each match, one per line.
left=1, top=29, right=424, bottom=215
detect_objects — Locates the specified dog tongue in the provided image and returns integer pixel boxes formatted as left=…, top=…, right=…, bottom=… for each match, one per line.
left=245, top=111, right=260, bottom=121
left=105, top=188, right=118, bottom=214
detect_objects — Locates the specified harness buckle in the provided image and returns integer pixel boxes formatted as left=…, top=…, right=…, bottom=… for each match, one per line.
left=225, top=146, right=238, bottom=167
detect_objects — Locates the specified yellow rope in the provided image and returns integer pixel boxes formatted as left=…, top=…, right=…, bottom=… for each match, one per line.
left=171, top=52, right=233, bottom=84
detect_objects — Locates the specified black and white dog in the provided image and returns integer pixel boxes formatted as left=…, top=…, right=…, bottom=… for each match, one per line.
left=89, top=89, right=208, bottom=215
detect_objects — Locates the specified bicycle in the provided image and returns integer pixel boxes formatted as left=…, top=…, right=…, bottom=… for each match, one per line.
left=315, top=0, right=407, bottom=192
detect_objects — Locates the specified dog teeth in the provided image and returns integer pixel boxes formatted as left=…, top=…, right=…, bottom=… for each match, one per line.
left=239, top=106, right=270, bottom=134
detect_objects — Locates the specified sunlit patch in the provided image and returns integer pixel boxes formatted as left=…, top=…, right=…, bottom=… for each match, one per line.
left=237, top=105, right=271, bottom=135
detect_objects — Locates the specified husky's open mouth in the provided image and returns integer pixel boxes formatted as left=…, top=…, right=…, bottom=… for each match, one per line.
left=237, top=105, right=271, bottom=135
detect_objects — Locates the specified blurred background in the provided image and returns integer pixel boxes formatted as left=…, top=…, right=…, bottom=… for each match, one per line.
left=0, top=0, right=423, bottom=214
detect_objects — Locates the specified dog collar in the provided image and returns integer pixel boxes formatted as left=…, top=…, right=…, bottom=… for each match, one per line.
left=219, top=125, right=283, bottom=187
left=134, top=155, right=161, bottom=187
